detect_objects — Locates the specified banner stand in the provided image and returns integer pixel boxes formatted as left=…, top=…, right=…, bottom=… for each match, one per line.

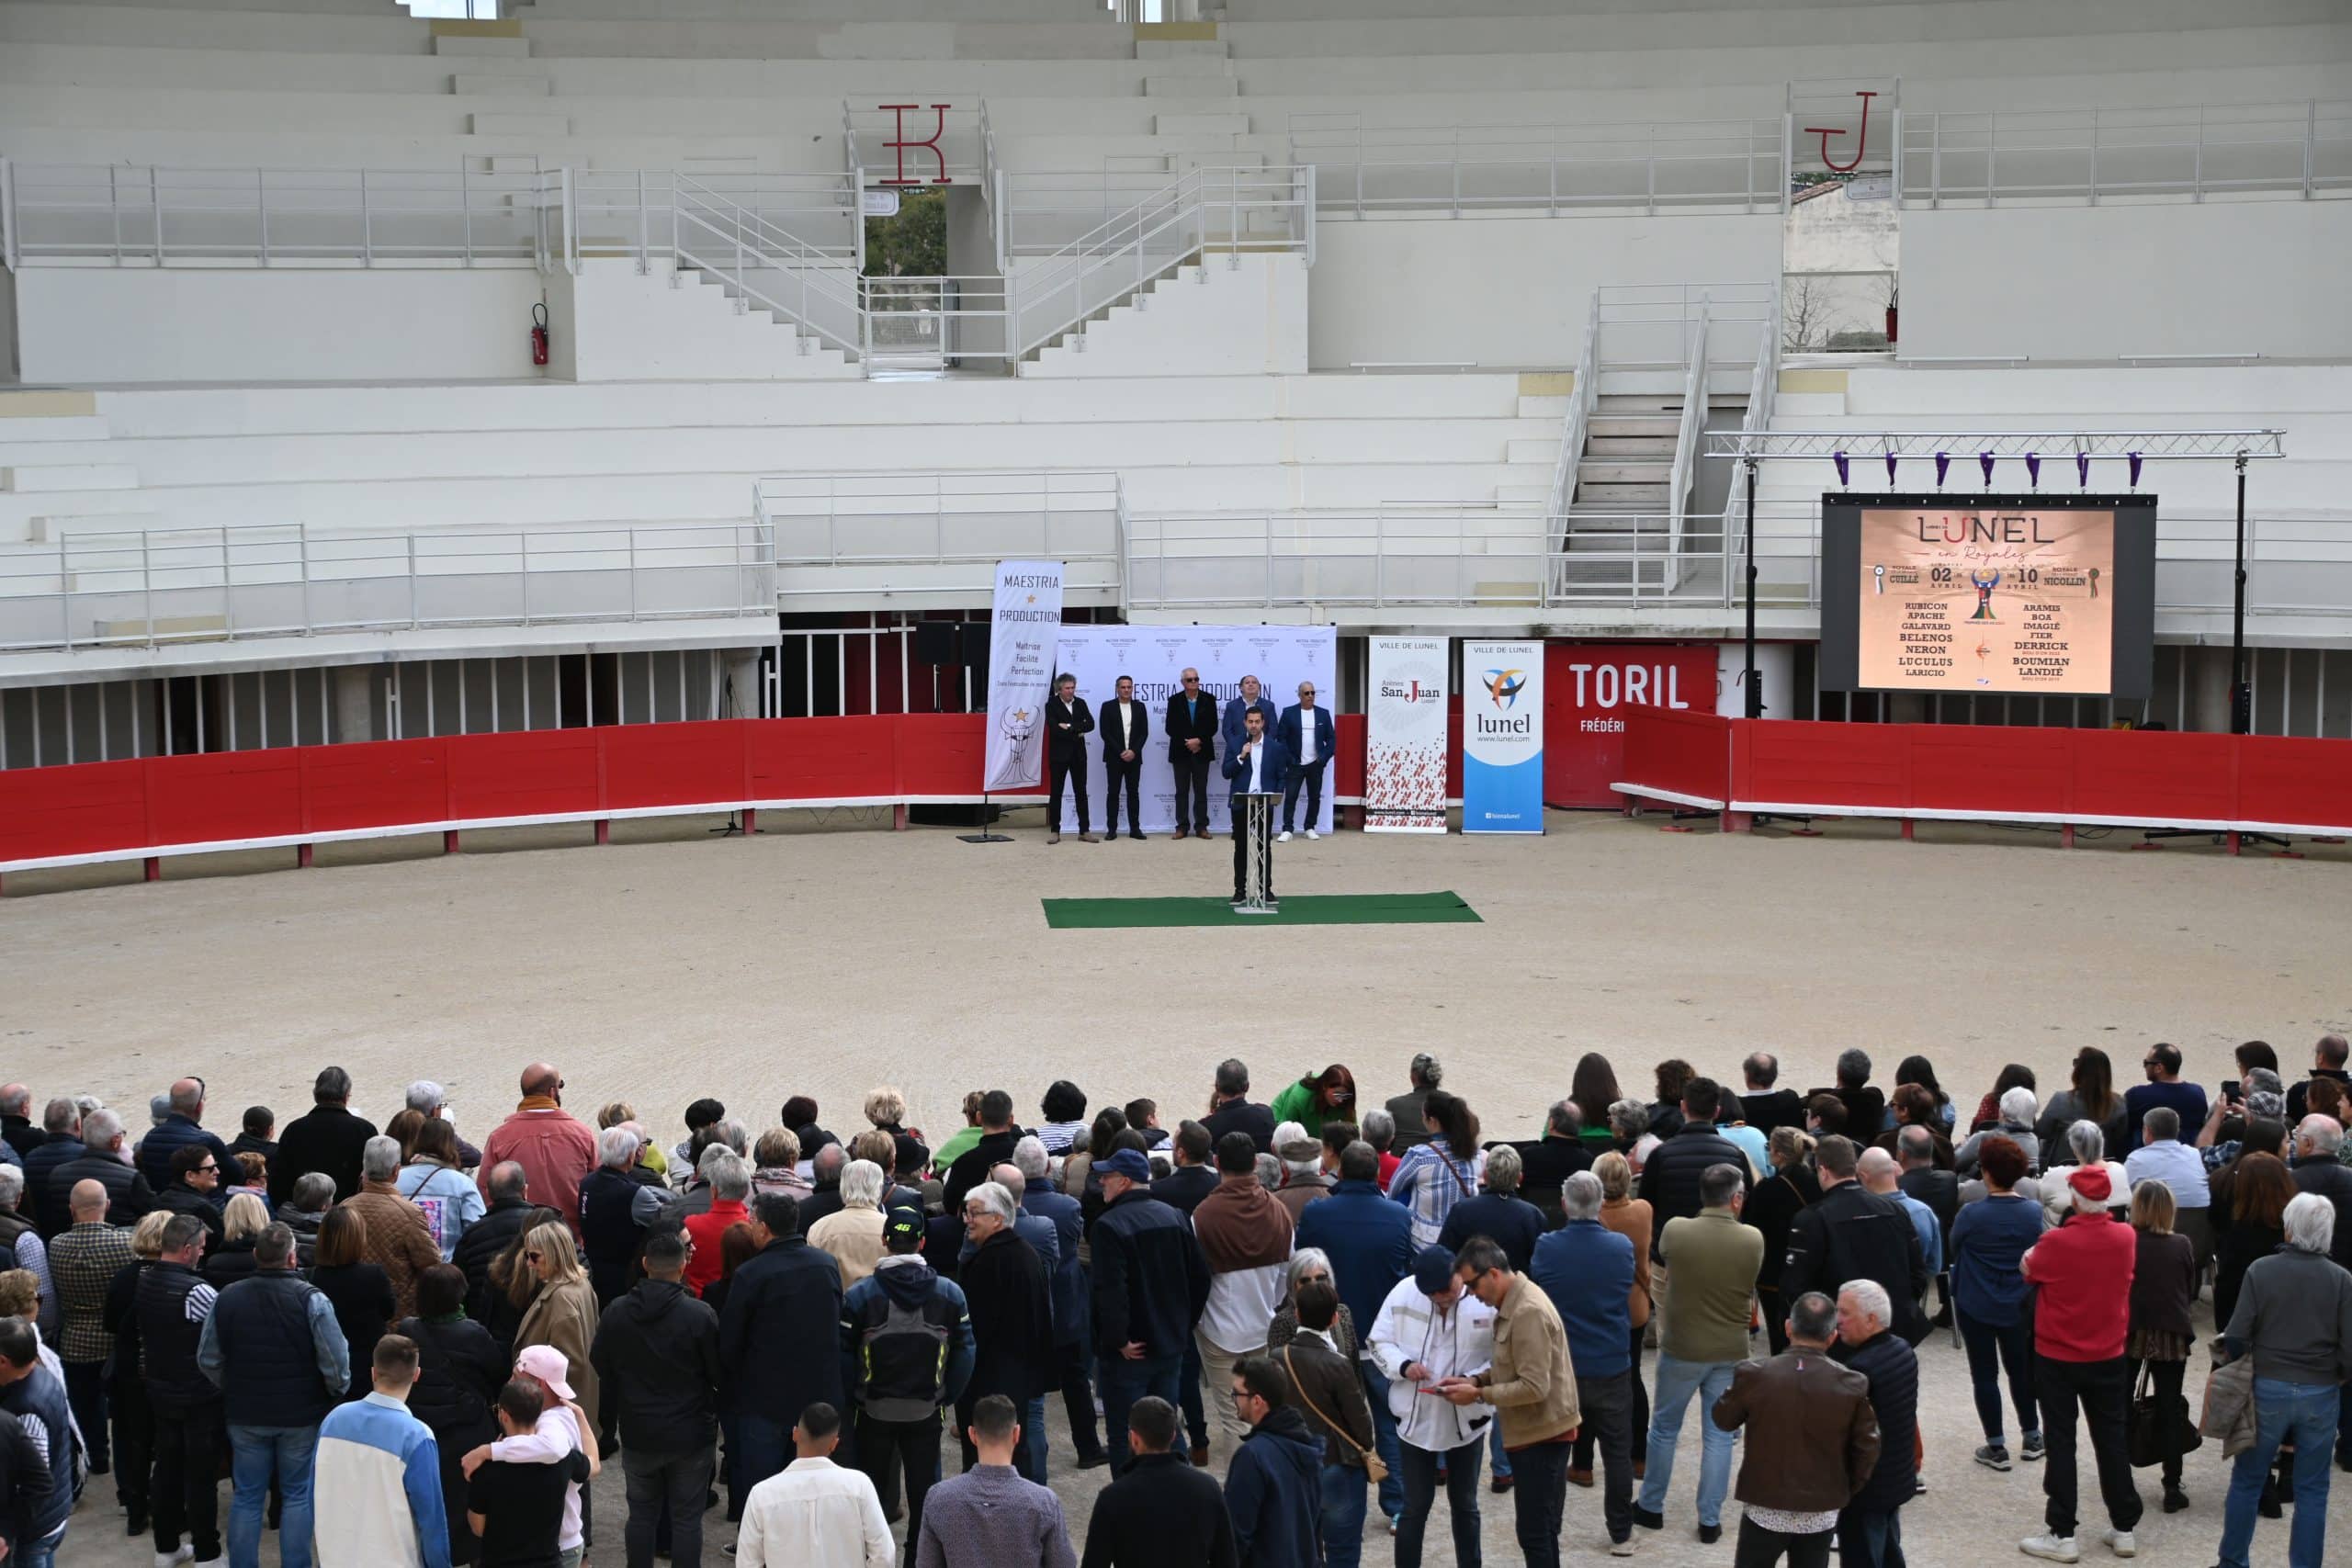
left=955, top=794, right=1011, bottom=845
left=970, top=558, right=1066, bottom=845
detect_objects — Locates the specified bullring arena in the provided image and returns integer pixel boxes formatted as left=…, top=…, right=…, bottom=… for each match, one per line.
left=5, top=0, right=2352, bottom=1563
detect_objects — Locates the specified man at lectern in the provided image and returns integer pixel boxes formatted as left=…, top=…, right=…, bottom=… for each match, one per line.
left=1222, top=706, right=1293, bottom=907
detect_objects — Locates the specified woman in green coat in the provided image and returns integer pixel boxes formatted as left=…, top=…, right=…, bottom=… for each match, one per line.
left=1270, top=1064, right=1357, bottom=1137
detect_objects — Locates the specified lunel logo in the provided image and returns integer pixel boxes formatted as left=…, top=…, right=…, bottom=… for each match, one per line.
left=1482, top=668, right=1528, bottom=709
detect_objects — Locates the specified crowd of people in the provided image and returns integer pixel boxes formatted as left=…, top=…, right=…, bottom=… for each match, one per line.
left=0, top=1032, right=2349, bottom=1568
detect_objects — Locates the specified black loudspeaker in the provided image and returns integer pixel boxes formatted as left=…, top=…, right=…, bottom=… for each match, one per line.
left=912, top=621, right=956, bottom=666
left=960, top=622, right=989, bottom=666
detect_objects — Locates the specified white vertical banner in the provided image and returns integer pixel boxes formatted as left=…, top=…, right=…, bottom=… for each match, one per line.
left=1462, top=640, right=1544, bottom=833
left=1049, top=625, right=1337, bottom=835
left=1365, top=636, right=1450, bottom=833
left=980, top=559, right=1064, bottom=793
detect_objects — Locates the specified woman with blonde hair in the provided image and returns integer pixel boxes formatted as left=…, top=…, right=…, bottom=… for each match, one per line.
left=751, top=1127, right=811, bottom=1201
left=511, top=1218, right=601, bottom=1431
left=201, top=1190, right=275, bottom=1289
left=2127, top=1179, right=2197, bottom=1513
left=1747, top=1125, right=1820, bottom=1355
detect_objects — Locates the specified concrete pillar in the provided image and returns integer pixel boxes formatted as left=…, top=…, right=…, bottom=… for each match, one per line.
left=1885, top=693, right=1928, bottom=725
left=726, top=651, right=764, bottom=718
left=2187, top=646, right=2232, bottom=735
left=332, top=666, right=374, bottom=744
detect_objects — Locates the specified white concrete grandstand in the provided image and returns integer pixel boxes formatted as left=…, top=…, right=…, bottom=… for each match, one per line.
left=2, top=0, right=2348, bottom=764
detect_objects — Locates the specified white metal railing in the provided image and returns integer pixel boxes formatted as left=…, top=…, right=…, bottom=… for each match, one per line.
left=1008, top=164, right=1312, bottom=359
left=1288, top=112, right=1787, bottom=219
left=1901, top=99, right=2351, bottom=207
left=570, top=169, right=861, bottom=267
left=1663, top=304, right=1711, bottom=593
left=1721, top=300, right=1782, bottom=592
left=663, top=176, right=867, bottom=358
left=0, top=520, right=776, bottom=654
left=1546, top=292, right=1601, bottom=544
left=757, top=471, right=1126, bottom=599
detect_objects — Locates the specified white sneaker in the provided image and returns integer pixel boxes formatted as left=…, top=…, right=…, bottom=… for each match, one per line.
left=155, top=1551, right=194, bottom=1568
left=1277, top=830, right=1293, bottom=842
left=2101, top=1530, right=2135, bottom=1559
left=2019, top=1534, right=2080, bottom=1563
left=1611, top=1540, right=1636, bottom=1557
left=1306, top=827, right=1320, bottom=840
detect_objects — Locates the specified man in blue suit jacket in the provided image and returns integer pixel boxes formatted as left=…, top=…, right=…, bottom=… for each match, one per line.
left=1220, top=673, right=1279, bottom=760
left=1274, top=680, right=1336, bottom=841
left=1221, top=705, right=1292, bottom=904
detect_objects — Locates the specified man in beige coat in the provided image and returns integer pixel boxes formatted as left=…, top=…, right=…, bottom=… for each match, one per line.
left=1436, top=1235, right=1580, bottom=1568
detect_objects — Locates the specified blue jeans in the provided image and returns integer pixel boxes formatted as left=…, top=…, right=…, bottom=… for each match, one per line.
left=1359, top=1360, right=1407, bottom=1521
left=1099, top=1351, right=1187, bottom=1474
left=1397, top=1438, right=1482, bottom=1568
left=228, top=1423, right=318, bottom=1568
left=2220, top=1377, right=2339, bottom=1568
left=1489, top=1418, right=1513, bottom=1480
left=1320, top=1460, right=1369, bottom=1568
left=1024, top=1394, right=1048, bottom=1481
left=1638, top=1353, right=1736, bottom=1529
left=1510, top=1439, right=1573, bottom=1568
left=14, top=1523, right=66, bottom=1568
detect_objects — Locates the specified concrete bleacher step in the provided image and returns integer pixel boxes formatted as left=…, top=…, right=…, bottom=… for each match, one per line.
left=1504, top=438, right=1561, bottom=465
left=1172, top=152, right=1268, bottom=174
left=0, top=418, right=111, bottom=446
left=435, top=36, right=531, bottom=58
left=1577, top=460, right=1670, bottom=485
left=1573, top=482, right=1670, bottom=506
left=471, top=113, right=568, bottom=137
left=1496, top=483, right=1553, bottom=505
left=1154, top=113, right=1251, bottom=137
left=28, top=513, right=164, bottom=544
left=0, top=464, right=140, bottom=494
left=1136, top=39, right=1229, bottom=61
left=1145, top=75, right=1238, bottom=98
left=452, top=74, right=552, bottom=97
left=1516, top=395, right=1569, bottom=419
left=1587, top=434, right=1677, bottom=457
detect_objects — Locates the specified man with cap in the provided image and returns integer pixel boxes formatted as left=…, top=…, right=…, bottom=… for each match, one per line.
left=1090, top=1147, right=1213, bottom=1474
left=842, top=1204, right=974, bottom=1565
left=2016, top=1164, right=2142, bottom=1564
left=1365, top=1246, right=1497, bottom=1568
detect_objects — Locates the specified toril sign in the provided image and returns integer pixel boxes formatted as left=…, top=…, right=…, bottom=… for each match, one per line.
left=1542, top=643, right=1719, bottom=807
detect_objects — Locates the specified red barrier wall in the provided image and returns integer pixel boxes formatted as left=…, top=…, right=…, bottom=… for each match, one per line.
left=1618, top=712, right=2352, bottom=838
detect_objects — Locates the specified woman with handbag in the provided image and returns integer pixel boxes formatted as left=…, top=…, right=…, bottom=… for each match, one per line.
left=1281, top=1278, right=1381, bottom=1568
left=2126, top=1179, right=2198, bottom=1514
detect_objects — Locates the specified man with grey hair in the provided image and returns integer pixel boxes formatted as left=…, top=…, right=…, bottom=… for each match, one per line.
left=1711, top=1291, right=1880, bottom=1568
left=582, top=1123, right=655, bottom=1308
left=22, top=1099, right=83, bottom=1223
left=2290, top=1113, right=2352, bottom=1272
left=137, top=1076, right=234, bottom=1194
left=40, top=1104, right=156, bottom=1237
left=809, top=1158, right=889, bottom=1288
left=1272, top=1130, right=1331, bottom=1225
left=2200, top=1065, right=2285, bottom=1167
left=798, top=1139, right=853, bottom=1231
left=1386, top=1055, right=1442, bottom=1152
left=1439, top=1143, right=1545, bottom=1269
left=1860, top=1147, right=1941, bottom=1324
left=1958, top=1086, right=2042, bottom=1180
left=340, top=1134, right=441, bottom=1319
left=273, top=1065, right=379, bottom=1206
left=137, top=1212, right=225, bottom=1568
left=2124, top=1106, right=2211, bottom=1278
left=0, top=1168, right=55, bottom=1338
left=956, top=1179, right=1055, bottom=1482
left=1532, top=1168, right=1638, bottom=1548
left=1010, top=1135, right=1104, bottom=1471
left=1895, top=1124, right=1960, bottom=1326
left=0, top=1084, right=41, bottom=1159
left=199, top=1219, right=348, bottom=1568
left=1832, top=1280, right=1917, bottom=1568
left=2216, top=1190, right=2352, bottom=1566
left=402, top=1079, right=483, bottom=1169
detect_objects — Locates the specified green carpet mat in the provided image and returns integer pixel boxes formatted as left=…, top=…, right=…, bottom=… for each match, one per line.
left=1042, top=891, right=1481, bottom=929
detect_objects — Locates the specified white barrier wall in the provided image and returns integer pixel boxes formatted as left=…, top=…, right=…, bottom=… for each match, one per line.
left=14, top=268, right=546, bottom=384
left=1899, top=202, right=2352, bottom=362
left=1306, top=213, right=1781, bottom=368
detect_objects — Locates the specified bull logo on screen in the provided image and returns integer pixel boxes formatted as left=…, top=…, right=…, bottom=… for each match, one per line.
left=1482, top=668, right=1528, bottom=710
left=1969, top=569, right=2001, bottom=622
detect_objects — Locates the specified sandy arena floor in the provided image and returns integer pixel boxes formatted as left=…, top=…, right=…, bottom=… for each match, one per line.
left=11, top=807, right=2352, bottom=1566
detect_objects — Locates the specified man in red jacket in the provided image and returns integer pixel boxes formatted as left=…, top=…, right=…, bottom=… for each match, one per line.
left=2017, top=1165, right=2142, bottom=1564
left=479, top=1063, right=597, bottom=1235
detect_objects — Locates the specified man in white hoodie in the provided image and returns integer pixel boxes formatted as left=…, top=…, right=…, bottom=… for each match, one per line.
left=1366, top=1245, right=1497, bottom=1568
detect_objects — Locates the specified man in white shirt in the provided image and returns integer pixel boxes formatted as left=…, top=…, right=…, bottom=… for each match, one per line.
left=1275, top=680, right=1335, bottom=843
left=1098, top=674, right=1148, bottom=842
left=2125, top=1105, right=2213, bottom=1270
left=734, top=1401, right=895, bottom=1568
left=1220, top=707, right=1293, bottom=906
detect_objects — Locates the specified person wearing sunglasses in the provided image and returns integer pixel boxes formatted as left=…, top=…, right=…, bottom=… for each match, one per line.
left=159, top=1144, right=228, bottom=1252
left=1276, top=679, right=1336, bottom=842
left=1163, top=667, right=1220, bottom=840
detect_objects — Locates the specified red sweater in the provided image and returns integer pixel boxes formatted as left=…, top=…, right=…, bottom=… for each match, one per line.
left=684, top=1197, right=749, bottom=1296
left=2021, top=1212, right=2137, bottom=1361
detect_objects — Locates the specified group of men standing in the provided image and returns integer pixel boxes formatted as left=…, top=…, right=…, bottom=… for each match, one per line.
left=1043, top=671, right=1336, bottom=850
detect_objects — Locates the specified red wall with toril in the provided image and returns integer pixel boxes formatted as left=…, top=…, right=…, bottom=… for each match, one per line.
left=1543, top=643, right=1723, bottom=807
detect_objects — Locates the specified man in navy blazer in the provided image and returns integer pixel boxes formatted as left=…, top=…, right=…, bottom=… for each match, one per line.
left=1219, top=673, right=1279, bottom=760
left=1163, top=667, right=1220, bottom=840
left=1274, top=679, right=1335, bottom=841
left=1221, top=705, right=1293, bottom=904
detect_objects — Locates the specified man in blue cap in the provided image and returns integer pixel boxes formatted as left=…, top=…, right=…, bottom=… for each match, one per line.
left=1089, top=1147, right=1213, bottom=1474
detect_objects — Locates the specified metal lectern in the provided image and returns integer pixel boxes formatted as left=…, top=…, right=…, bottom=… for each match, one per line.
left=1233, top=792, right=1279, bottom=914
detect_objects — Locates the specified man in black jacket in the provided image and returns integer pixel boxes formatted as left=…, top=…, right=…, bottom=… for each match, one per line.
left=1091, top=1149, right=1212, bottom=1474
left=1780, top=1137, right=1928, bottom=1347
left=0, top=1086, right=43, bottom=1158
left=1739, top=1054, right=1809, bottom=1138
left=139, top=1213, right=224, bottom=1567
left=1833, top=1280, right=1920, bottom=1568
left=1080, top=1395, right=1238, bottom=1568
left=942, top=1091, right=1023, bottom=1216
left=1895, top=1126, right=1960, bottom=1324
left=591, top=1226, right=722, bottom=1568
left=1201, top=1061, right=1277, bottom=1156
left=1637, top=1077, right=1754, bottom=1260
left=956, top=1180, right=1056, bottom=1482
left=720, top=1192, right=845, bottom=1493
left=1163, top=667, right=1219, bottom=840
left=197, top=1222, right=348, bottom=1566
left=158, top=1144, right=227, bottom=1249
left=1152, top=1122, right=1219, bottom=1216
left=269, top=1066, right=379, bottom=1205
left=40, top=1108, right=155, bottom=1238
left=1099, top=673, right=1150, bottom=842
left=1046, top=672, right=1099, bottom=844
left=456, top=1161, right=535, bottom=1348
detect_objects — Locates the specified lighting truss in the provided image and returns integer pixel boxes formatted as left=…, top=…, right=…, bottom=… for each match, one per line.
left=1704, top=429, right=2286, bottom=462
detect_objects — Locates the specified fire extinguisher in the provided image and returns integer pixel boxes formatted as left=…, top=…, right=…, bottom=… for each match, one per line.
left=530, top=301, right=550, bottom=367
